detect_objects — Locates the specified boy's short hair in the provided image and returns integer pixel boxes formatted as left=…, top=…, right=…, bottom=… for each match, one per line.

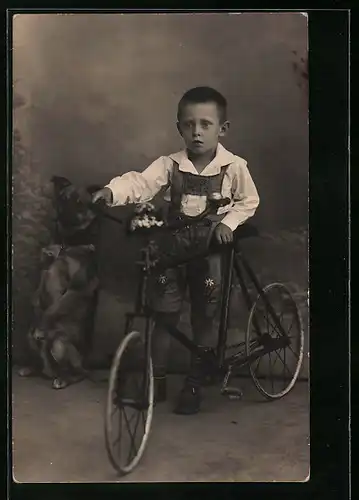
left=177, top=86, right=228, bottom=123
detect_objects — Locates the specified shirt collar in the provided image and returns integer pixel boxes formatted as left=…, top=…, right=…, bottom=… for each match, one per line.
left=169, top=143, right=235, bottom=176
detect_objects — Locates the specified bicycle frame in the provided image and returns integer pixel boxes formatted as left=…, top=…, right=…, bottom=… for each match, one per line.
left=90, top=199, right=290, bottom=384
left=123, top=238, right=291, bottom=385
left=103, top=200, right=305, bottom=474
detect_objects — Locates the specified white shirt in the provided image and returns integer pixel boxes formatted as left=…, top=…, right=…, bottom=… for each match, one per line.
left=106, top=143, right=260, bottom=232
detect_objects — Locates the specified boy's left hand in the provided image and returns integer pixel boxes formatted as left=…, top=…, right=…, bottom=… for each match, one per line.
left=214, top=223, right=233, bottom=244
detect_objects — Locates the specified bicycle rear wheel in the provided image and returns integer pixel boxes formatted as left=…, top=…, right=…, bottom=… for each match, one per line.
left=246, top=282, right=304, bottom=400
left=104, top=329, right=154, bottom=475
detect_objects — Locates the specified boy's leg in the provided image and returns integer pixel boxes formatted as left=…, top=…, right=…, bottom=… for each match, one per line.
left=148, top=267, right=185, bottom=403
left=189, top=252, right=222, bottom=347
left=174, top=253, right=222, bottom=415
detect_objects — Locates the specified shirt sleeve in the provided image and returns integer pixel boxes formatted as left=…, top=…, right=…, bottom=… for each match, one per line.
left=221, top=159, right=260, bottom=232
left=105, top=156, right=171, bottom=206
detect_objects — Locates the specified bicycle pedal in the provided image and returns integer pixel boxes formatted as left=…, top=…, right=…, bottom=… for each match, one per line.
left=221, top=387, right=243, bottom=400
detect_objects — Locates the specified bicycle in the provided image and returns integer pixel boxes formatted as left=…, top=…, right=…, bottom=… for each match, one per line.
left=93, top=198, right=304, bottom=476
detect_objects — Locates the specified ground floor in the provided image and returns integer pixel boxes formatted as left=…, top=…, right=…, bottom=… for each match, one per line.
left=12, top=370, right=309, bottom=483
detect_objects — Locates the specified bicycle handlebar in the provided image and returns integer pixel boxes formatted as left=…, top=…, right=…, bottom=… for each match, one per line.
left=89, top=197, right=231, bottom=231
left=89, top=199, right=124, bottom=224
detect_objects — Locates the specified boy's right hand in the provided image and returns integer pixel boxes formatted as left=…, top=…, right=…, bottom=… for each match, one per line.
left=92, top=187, right=113, bottom=206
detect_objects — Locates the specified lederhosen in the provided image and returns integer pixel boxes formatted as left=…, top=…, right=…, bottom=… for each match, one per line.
left=148, top=161, right=230, bottom=329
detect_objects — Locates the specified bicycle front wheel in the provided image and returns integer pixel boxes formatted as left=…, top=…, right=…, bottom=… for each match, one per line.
left=104, top=329, right=154, bottom=475
left=246, top=282, right=304, bottom=400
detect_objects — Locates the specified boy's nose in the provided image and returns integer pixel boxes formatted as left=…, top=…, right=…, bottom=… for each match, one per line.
left=192, top=125, right=202, bottom=137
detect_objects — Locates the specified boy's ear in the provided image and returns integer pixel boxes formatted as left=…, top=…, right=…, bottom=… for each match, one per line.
left=176, top=121, right=183, bottom=137
left=219, top=120, right=230, bottom=137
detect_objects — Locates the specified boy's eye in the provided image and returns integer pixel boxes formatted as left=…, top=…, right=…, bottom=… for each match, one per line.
left=182, top=121, right=211, bottom=129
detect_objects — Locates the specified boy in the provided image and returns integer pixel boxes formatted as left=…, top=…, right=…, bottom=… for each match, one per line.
left=93, top=87, right=259, bottom=415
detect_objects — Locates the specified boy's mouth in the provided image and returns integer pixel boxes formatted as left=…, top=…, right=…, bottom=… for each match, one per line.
left=192, top=140, right=204, bottom=147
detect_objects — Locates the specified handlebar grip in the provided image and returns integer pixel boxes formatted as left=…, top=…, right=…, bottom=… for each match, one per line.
left=93, top=198, right=107, bottom=206
left=88, top=200, right=124, bottom=225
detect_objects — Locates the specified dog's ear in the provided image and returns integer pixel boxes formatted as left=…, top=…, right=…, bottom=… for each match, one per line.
left=51, top=176, right=72, bottom=190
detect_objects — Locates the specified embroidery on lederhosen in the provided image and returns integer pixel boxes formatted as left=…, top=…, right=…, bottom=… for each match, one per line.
left=203, top=276, right=218, bottom=301
left=152, top=273, right=169, bottom=297
left=158, top=275, right=167, bottom=285
left=152, top=269, right=184, bottom=297
left=169, top=161, right=229, bottom=216
left=183, top=174, right=210, bottom=196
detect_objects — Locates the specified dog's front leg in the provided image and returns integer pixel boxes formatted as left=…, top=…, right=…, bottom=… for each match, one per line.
left=38, top=289, right=85, bottom=331
left=40, top=344, right=56, bottom=378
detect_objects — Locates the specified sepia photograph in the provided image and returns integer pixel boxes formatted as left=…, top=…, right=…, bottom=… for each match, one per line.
left=11, top=12, right=309, bottom=482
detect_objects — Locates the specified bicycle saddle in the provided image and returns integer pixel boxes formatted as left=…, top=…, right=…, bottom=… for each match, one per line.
left=233, top=223, right=259, bottom=241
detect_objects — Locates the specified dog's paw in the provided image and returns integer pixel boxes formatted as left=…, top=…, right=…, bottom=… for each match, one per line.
left=52, top=377, right=68, bottom=390
left=18, top=366, right=37, bottom=377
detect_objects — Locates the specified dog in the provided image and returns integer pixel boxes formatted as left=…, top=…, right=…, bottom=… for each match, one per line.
left=18, top=177, right=101, bottom=389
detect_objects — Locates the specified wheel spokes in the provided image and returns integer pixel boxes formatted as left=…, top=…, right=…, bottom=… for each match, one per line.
left=105, top=331, right=154, bottom=475
left=254, top=351, right=263, bottom=373
left=272, top=348, right=294, bottom=379
left=268, top=350, right=274, bottom=392
left=248, top=285, right=303, bottom=397
left=287, top=342, right=300, bottom=360
left=271, top=348, right=280, bottom=372
left=122, top=407, right=139, bottom=463
left=256, top=308, right=282, bottom=338
left=121, top=368, right=148, bottom=464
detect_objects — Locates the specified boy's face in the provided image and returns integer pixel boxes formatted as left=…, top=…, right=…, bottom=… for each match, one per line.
left=177, top=102, right=230, bottom=156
